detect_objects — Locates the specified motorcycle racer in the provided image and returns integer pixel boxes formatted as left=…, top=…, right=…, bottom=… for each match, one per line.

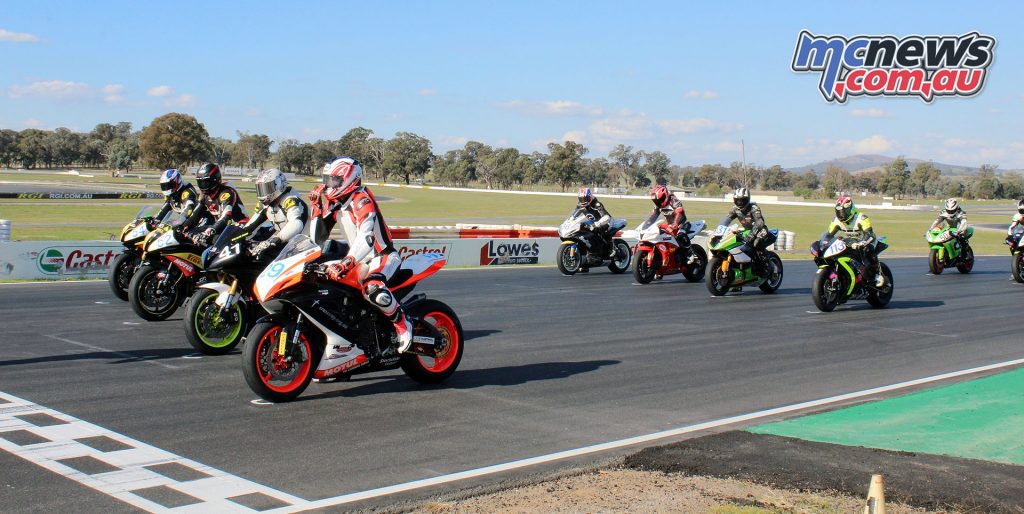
left=1007, top=199, right=1024, bottom=238
left=244, top=169, right=308, bottom=258
left=311, top=157, right=414, bottom=353
left=932, top=198, right=969, bottom=247
left=719, top=187, right=769, bottom=275
left=575, top=187, right=617, bottom=258
left=643, top=185, right=692, bottom=260
left=827, top=196, right=884, bottom=286
left=181, top=163, right=248, bottom=246
left=154, top=169, right=200, bottom=225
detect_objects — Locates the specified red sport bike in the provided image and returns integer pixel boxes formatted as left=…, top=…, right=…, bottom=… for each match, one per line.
left=631, top=220, right=708, bottom=284
left=242, top=235, right=464, bottom=403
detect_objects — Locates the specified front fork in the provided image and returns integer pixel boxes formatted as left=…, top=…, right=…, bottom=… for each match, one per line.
left=276, top=314, right=304, bottom=364
left=214, top=277, right=240, bottom=310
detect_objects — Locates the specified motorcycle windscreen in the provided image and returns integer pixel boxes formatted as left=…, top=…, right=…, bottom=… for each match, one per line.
left=254, top=235, right=322, bottom=302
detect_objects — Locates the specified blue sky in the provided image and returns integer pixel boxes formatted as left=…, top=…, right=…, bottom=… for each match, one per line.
left=1, top=1, right=1021, bottom=168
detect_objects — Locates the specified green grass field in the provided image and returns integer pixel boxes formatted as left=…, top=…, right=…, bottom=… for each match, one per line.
left=0, top=176, right=1017, bottom=256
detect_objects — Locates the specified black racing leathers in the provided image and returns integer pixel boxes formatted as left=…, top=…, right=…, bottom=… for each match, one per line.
left=720, top=203, right=769, bottom=272
left=155, top=184, right=200, bottom=225
left=575, top=200, right=615, bottom=257
left=182, top=184, right=248, bottom=238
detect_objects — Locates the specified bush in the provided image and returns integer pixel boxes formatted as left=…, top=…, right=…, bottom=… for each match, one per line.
left=793, top=187, right=815, bottom=199
left=697, top=183, right=723, bottom=197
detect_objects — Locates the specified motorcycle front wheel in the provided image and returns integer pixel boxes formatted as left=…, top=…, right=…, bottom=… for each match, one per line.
left=705, top=256, right=733, bottom=296
left=128, top=264, right=184, bottom=321
left=184, top=288, right=246, bottom=355
left=929, top=248, right=944, bottom=274
left=632, top=248, right=658, bottom=284
left=108, top=251, right=139, bottom=301
left=1013, top=253, right=1024, bottom=283
left=811, top=268, right=841, bottom=312
left=401, top=299, right=464, bottom=384
left=242, top=322, right=319, bottom=403
left=556, top=243, right=582, bottom=276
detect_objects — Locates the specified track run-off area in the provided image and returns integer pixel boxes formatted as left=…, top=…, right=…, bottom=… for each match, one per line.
left=0, top=256, right=1021, bottom=512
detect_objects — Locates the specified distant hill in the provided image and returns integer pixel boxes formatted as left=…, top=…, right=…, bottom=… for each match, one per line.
left=785, top=155, right=994, bottom=177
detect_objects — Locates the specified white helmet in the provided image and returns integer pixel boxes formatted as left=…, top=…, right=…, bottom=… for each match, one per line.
left=255, top=168, right=289, bottom=204
left=159, top=169, right=183, bottom=197
left=322, top=157, right=362, bottom=204
left=944, top=197, right=960, bottom=214
left=733, top=187, right=751, bottom=208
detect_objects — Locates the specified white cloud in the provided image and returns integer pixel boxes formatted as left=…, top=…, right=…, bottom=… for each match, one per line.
left=163, top=93, right=196, bottom=108
left=437, top=135, right=469, bottom=148
left=104, top=95, right=124, bottom=104
left=8, top=80, right=91, bottom=100
left=589, top=110, right=653, bottom=142
left=657, top=118, right=744, bottom=135
left=102, top=84, right=124, bottom=95
left=0, top=29, right=40, bottom=43
left=561, top=130, right=587, bottom=144
left=684, top=90, right=719, bottom=99
left=498, top=99, right=603, bottom=117
left=849, top=108, right=891, bottom=118
left=852, top=135, right=892, bottom=154
left=383, top=113, right=401, bottom=121
left=705, top=141, right=743, bottom=153
left=147, top=85, right=174, bottom=97
left=245, top=107, right=262, bottom=117
left=418, top=88, right=438, bottom=96
left=22, top=118, right=44, bottom=128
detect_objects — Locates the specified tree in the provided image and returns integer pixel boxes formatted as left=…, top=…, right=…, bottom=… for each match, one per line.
left=365, top=137, right=387, bottom=179
left=0, top=129, right=19, bottom=168
left=108, top=138, right=139, bottom=174
left=973, top=164, right=1001, bottom=200
left=524, top=151, right=547, bottom=185
left=138, top=113, right=212, bottom=169
left=236, top=132, right=272, bottom=169
left=580, top=157, right=612, bottom=187
left=609, top=144, right=641, bottom=188
left=642, top=151, right=671, bottom=186
left=49, top=128, right=82, bottom=167
left=822, top=164, right=852, bottom=196
left=909, top=162, right=941, bottom=198
left=17, top=129, right=50, bottom=169
left=337, top=127, right=374, bottom=165
left=383, top=132, right=432, bottom=184
left=469, top=144, right=497, bottom=188
left=545, top=141, right=588, bottom=191
left=432, top=150, right=472, bottom=186
left=210, top=137, right=236, bottom=166
left=1001, top=172, right=1024, bottom=200
left=761, top=165, right=791, bottom=191
left=793, top=170, right=819, bottom=190
left=878, top=157, right=910, bottom=199
left=276, top=139, right=315, bottom=175
left=489, top=147, right=522, bottom=189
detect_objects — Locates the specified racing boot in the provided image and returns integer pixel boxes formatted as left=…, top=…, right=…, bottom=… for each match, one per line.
left=872, top=263, right=886, bottom=287
left=392, top=310, right=413, bottom=354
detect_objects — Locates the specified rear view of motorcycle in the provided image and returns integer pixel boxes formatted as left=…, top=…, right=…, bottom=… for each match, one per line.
left=241, top=236, right=463, bottom=403
left=556, top=208, right=631, bottom=275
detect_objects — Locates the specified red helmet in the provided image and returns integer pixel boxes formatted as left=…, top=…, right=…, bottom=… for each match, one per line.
left=322, top=157, right=362, bottom=204
left=650, top=185, right=670, bottom=208
left=577, top=187, right=593, bottom=207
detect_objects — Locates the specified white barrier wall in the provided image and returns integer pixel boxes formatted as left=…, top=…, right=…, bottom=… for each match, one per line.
left=0, top=238, right=568, bottom=280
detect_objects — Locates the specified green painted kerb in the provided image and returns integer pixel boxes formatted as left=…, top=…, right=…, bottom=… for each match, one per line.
left=749, top=368, right=1024, bottom=465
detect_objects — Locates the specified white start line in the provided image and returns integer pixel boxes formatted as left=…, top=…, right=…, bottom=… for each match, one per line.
left=3, top=356, right=1024, bottom=513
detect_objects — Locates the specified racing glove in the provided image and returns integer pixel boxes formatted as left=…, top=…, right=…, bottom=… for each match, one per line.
left=251, top=239, right=275, bottom=256
left=325, top=256, right=356, bottom=282
left=309, top=184, right=325, bottom=203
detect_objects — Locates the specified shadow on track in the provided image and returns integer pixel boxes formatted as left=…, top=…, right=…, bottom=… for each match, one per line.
left=299, top=359, right=620, bottom=402
left=844, top=300, right=945, bottom=311
left=0, top=347, right=194, bottom=367
left=464, top=329, right=502, bottom=341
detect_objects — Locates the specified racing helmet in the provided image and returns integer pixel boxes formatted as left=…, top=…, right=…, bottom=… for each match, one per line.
left=1018, top=199, right=1024, bottom=215
left=835, top=195, right=856, bottom=222
left=944, top=197, right=960, bottom=215
left=159, top=169, right=182, bottom=196
left=255, top=168, right=290, bottom=204
left=650, top=185, right=671, bottom=208
left=196, top=163, right=222, bottom=192
left=577, top=187, right=593, bottom=207
left=322, top=157, right=362, bottom=204
left=733, top=187, right=751, bottom=208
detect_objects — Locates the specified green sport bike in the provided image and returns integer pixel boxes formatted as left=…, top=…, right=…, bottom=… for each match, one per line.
left=925, top=226, right=974, bottom=274
left=809, top=233, right=893, bottom=312
left=705, top=224, right=783, bottom=296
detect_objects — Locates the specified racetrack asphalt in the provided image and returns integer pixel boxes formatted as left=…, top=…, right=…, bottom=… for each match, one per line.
left=0, top=256, right=1021, bottom=512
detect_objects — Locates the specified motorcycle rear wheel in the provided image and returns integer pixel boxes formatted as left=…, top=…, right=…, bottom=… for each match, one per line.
left=184, top=288, right=246, bottom=355
left=607, top=240, right=631, bottom=274
left=242, top=322, right=319, bottom=403
left=556, top=243, right=582, bottom=276
left=758, top=253, right=784, bottom=293
left=956, top=246, right=974, bottom=274
left=401, top=299, right=464, bottom=384
left=632, top=248, right=658, bottom=284
left=107, top=251, right=139, bottom=301
left=128, top=264, right=184, bottom=321
left=705, top=256, right=733, bottom=296
left=867, top=263, right=894, bottom=308
left=682, top=245, right=708, bottom=283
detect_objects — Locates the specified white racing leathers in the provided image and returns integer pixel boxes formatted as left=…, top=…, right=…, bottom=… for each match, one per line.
left=245, top=192, right=308, bottom=249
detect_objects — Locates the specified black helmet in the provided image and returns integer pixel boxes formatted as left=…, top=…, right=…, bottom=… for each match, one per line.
left=1018, top=199, right=1024, bottom=215
left=196, top=163, right=222, bottom=192
left=733, top=187, right=750, bottom=208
